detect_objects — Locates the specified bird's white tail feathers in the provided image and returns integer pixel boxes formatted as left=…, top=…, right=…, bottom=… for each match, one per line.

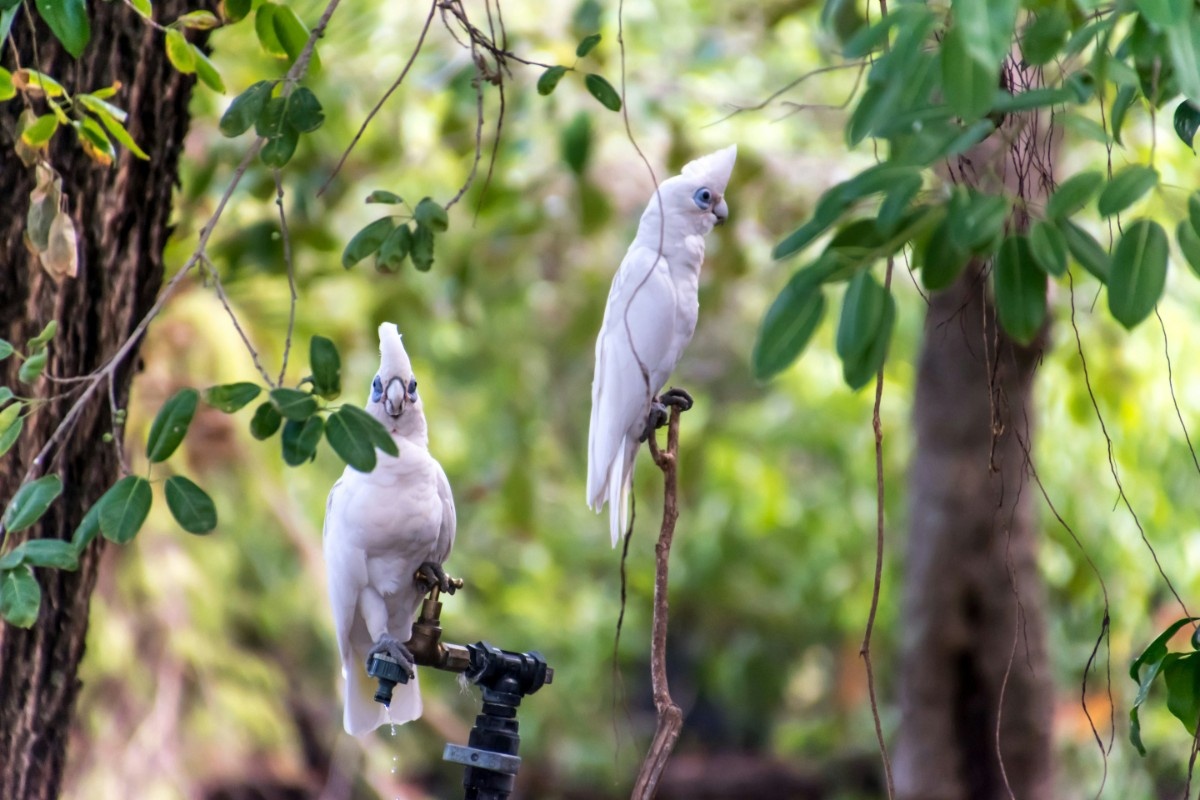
left=606, top=437, right=638, bottom=547
left=342, top=656, right=422, bottom=737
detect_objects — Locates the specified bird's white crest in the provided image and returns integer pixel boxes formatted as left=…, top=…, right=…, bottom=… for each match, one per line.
left=377, top=322, right=412, bottom=380
left=586, top=144, right=738, bottom=546
left=679, top=144, right=737, bottom=195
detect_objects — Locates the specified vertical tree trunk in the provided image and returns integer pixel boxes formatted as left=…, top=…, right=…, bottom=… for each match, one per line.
left=893, top=264, right=1053, bottom=800
left=0, top=3, right=207, bottom=797
left=893, top=61, right=1056, bottom=799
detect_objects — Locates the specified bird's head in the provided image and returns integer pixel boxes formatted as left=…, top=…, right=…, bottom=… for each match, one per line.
left=653, top=144, right=737, bottom=236
left=368, top=323, right=423, bottom=434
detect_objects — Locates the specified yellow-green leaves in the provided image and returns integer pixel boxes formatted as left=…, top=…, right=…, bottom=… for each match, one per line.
left=1108, top=219, right=1167, bottom=329
left=165, top=29, right=196, bottom=73
left=255, top=2, right=321, bottom=74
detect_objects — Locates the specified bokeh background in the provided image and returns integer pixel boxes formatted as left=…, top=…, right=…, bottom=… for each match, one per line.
left=60, top=0, right=1200, bottom=797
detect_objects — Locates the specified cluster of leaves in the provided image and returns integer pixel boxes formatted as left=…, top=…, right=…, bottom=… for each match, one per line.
left=535, top=33, right=622, bottom=112
left=753, top=0, right=1200, bottom=390
left=0, top=334, right=397, bottom=628
left=218, top=79, right=325, bottom=167
left=1129, top=617, right=1200, bottom=755
left=341, top=194, right=449, bottom=273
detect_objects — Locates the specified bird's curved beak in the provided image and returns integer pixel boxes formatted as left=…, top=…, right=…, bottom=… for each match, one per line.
left=383, top=377, right=406, bottom=417
left=714, top=198, right=729, bottom=225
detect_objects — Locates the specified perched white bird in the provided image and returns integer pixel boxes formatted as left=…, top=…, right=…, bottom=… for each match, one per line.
left=323, top=323, right=456, bottom=736
left=587, top=145, right=737, bottom=546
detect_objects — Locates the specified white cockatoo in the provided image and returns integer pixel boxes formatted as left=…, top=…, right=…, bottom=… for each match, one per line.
left=587, top=145, right=737, bottom=546
left=323, top=323, right=456, bottom=736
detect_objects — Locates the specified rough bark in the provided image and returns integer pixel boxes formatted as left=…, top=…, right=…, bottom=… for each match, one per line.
left=0, top=3, right=208, bottom=797
left=893, top=63, right=1056, bottom=794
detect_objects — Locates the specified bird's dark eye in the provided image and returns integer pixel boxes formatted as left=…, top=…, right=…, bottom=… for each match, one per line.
left=371, top=375, right=383, bottom=401
left=693, top=187, right=713, bottom=210
left=408, top=377, right=417, bottom=394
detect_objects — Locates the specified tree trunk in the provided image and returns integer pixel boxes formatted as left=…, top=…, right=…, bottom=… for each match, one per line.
left=0, top=3, right=207, bottom=797
left=893, top=60, right=1056, bottom=800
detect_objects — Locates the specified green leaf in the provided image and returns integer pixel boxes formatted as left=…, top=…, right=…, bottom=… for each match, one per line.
left=1060, top=219, right=1111, bottom=283
left=0, top=340, right=12, bottom=360
left=560, top=111, right=591, bottom=176
left=3, top=475, right=62, bottom=533
left=991, top=86, right=1075, bottom=113
left=249, top=401, right=282, bottom=440
left=21, top=114, right=59, bottom=148
left=281, top=416, right=324, bottom=466
left=1177, top=220, right=1200, bottom=278
left=576, top=33, right=601, bottom=57
left=774, top=191, right=850, bottom=260
left=0, top=403, right=22, bottom=458
left=174, top=9, right=219, bottom=29
left=1021, top=6, right=1069, bottom=66
left=192, top=45, right=225, bottom=93
left=411, top=222, right=435, bottom=272
left=950, top=191, right=1008, bottom=255
left=129, top=0, right=151, bottom=19
left=18, top=352, right=46, bottom=384
left=1165, top=652, right=1200, bottom=735
left=584, top=73, right=621, bottom=111
left=835, top=271, right=895, bottom=389
left=219, top=80, right=274, bottom=137
left=1097, top=165, right=1158, bottom=217
left=954, top=0, right=1017, bottom=65
left=146, top=387, right=198, bottom=463
left=285, top=86, right=323, bottom=132
left=34, top=0, right=90, bottom=58
left=254, top=2, right=285, bottom=56
left=366, top=190, right=404, bottom=204
left=878, top=174, right=923, bottom=234
left=310, top=336, right=341, bottom=400
left=86, top=101, right=150, bottom=159
left=376, top=223, right=412, bottom=273
left=260, top=125, right=299, bottom=167
left=342, top=217, right=395, bottom=269
left=270, top=387, right=317, bottom=421
left=1175, top=100, right=1200, bottom=150
left=537, top=65, right=568, bottom=96
left=842, top=4, right=929, bottom=58
left=222, top=0, right=250, bottom=24
left=76, top=116, right=116, bottom=164
left=919, top=218, right=970, bottom=291
left=1166, top=12, right=1200, bottom=103
left=1108, top=219, right=1168, bottom=329
left=3, top=539, right=78, bottom=570
left=15, top=69, right=66, bottom=98
left=97, top=475, right=152, bottom=544
left=204, top=382, right=262, bottom=413
left=325, top=405, right=398, bottom=472
left=993, top=235, right=1046, bottom=344
left=164, top=476, right=217, bottom=534
left=1189, top=192, right=1200, bottom=237
left=165, top=29, right=196, bottom=73
left=1029, top=220, right=1067, bottom=276
left=942, top=26, right=996, bottom=122
left=752, top=267, right=828, bottom=381
left=1112, top=85, right=1140, bottom=146
left=1136, top=0, right=1189, bottom=27
left=71, top=500, right=100, bottom=551
left=414, top=197, right=449, bottom=233
left=0, top=566, right=40, bottom=628
left=0, top=68, right=14, bottom=102
left=271, top=4, right=320, bottom=74
left=1046, top=171, right=1103, bottom=220
left=0, top=412, right=21, bottom=455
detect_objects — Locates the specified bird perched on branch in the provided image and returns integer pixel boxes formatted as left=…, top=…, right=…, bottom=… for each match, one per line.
left=323, top=323, right=456, bottom=735
left=587, top=145, right=737, bottom=546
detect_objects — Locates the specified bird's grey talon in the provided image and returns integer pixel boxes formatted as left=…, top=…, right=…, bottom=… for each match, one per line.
left=367, top=634, right=415, bottom=678
left=414, top=560, right=449, bottom=594
left=660, top=387, right=694, bottom=411
left=640, top=402, right=669, bottom=441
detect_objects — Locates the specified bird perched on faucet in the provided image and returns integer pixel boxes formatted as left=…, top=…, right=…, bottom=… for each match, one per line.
left=323, top=322, right=456, bottom=735
left=587, top=145, right=737, bottom=546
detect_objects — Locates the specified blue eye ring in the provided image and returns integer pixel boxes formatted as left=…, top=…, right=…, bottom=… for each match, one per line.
left=693, top=187, right=713, bottom=210
left=371, top=375, right=383, bottom=401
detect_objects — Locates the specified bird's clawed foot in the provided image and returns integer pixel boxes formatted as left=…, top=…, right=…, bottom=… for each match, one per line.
left=639, top=387, right=694, bottom=442
left=414, top=561, right=458, bottom=595
left=660, top=387, right=694, bottom=412
left=367, top=633, right=415, bottom=679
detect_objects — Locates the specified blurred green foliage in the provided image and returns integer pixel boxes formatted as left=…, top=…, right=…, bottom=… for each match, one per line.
left=55, top=0, right=1200, bottom=797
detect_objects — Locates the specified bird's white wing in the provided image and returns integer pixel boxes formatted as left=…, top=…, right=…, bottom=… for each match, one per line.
left=587, top=244, right=678, bottom=545
left=433, top=464, right=456, bottom=564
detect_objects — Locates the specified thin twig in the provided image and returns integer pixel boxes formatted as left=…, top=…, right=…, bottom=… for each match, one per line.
left=861, top=254, right=895, bottom=800
left=1156, top=308, right=1200, bottom=477
left=318, top=0, right=438, bottom=198
left=631, top=408, right=684, bottom=800
left=274, top=171, right=297, bottom=386
left=201, top=256, right=276, bottom=387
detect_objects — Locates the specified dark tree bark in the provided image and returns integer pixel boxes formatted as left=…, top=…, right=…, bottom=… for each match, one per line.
left=893, top=62, right=1056, bottom=800
left=0, top=4, right=210, bottom=797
